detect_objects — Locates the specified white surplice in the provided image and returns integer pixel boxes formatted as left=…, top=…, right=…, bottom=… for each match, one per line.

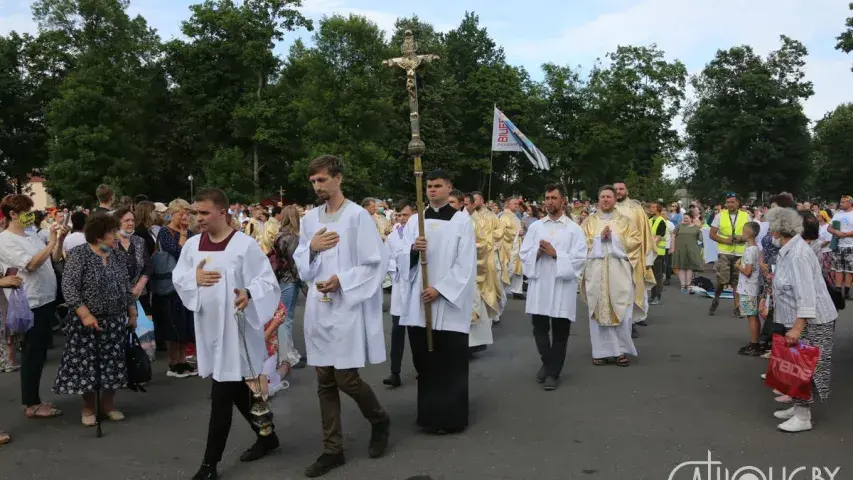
left=294, top=201, right=388, bottom=369
left=398, top=210, right=476, bottom=333
left=519, top=215, right=587, bottom=320
left=172, top=232, right=281, bottom=382
left=386, top=227, right=408, bottom=317
left=586, top=233, right=638, bottom=358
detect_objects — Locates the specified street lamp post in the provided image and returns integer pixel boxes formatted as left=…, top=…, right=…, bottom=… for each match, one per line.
left=188, top=175, right=194, bottom=199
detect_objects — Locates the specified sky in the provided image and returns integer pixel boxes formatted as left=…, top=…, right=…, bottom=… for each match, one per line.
left=2, top=0, right=851, bottom=123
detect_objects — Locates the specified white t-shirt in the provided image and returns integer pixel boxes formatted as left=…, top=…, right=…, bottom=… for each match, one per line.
left=831, top=210, right=853, bottom=249
left=0, top=230, right=57, bottom=309
left=818, top=224, right=833, bottom=253
left=63, top=231, right=86, bottom=254
left=736, top=245, right=761, bottom=297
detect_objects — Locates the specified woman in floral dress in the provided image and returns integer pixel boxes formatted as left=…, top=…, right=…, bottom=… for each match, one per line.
left=53, top=213, right=137, bottom=426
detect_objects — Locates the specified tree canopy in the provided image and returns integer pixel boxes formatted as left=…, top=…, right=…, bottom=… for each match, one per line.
left=1, top=1, right=851, bottom=206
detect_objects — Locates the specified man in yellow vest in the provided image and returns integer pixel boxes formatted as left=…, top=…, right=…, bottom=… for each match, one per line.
left=709, top=193, right=750, bottom=316
left=648, top=201, right=668, bottom=305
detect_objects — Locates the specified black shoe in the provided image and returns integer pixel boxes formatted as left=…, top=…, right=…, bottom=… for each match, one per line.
left=293, top=357, right=307, bottom=369
left=631, top=325, right=639, bottom=339
left=536, top=365, right=547, bottom=384
left=637, top=320, right=648, bottom=327
left=708, top=298, right=719, bottom=316
left=368, top=417, right=391, bottom=458
left=737, top=344, right=762, bottom=357
left=382, top=373, right=401, bottom=387
left=239, top=433, right=279, bottom=462
left=543, top=376, right=558, bottom=391
left=663, top=278, right=671, bottom=286
left=305, top=452, right=346, bottom=478
left=191, top=463, right=218, bottom=480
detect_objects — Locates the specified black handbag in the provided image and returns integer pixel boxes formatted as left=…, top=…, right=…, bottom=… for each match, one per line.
left=125, top=330, right=152, bottom=392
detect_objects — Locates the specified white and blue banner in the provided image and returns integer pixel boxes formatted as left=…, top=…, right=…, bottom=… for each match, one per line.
left=491, top=106, right=550, bottom=171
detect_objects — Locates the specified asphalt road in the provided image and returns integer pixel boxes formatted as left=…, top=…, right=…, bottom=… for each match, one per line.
left=2, top=279, right=852, bottom=480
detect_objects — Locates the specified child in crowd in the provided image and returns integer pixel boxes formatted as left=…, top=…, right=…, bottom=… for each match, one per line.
left=736, top=222, right=762, bottom=356
left=263, top=303, right=290, bottom=397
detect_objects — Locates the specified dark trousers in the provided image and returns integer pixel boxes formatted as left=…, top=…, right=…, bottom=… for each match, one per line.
left=389, top=315, right=406, bottom=375
left=316, top=367, right=387, bottom=454
left=21, top=301, right=56, bottom=406
left=532, top=315, right=571, bottom=378
left=203, top=380, right=264, bottom=464
left=652, top=256, right=665, bottom=299
left=759, top=308, right=787, bottom=344
left=664, top=251, right=672, bottom=281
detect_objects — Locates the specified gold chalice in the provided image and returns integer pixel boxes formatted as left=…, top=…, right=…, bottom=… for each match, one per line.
left=316, top=281, right=332, bottom=303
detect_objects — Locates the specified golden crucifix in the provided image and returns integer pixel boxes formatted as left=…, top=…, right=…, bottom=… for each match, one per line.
left=384, top=30, right=439, bottom=351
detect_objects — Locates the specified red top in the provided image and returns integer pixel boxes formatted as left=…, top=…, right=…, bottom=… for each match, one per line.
left=198, top=229, right=238, bottom=252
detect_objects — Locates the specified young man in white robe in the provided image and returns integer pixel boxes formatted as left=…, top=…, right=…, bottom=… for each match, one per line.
left=399, top=170, right=476, bottom=434
left=383, top=200, right=415, bottom=388
left=293, top=155, right=390, bottom=478
left=581, top=185, right=648, bottom=367
left=519, top=185, right=587, bottom=391
left=171, top=189, right=281, bottom=480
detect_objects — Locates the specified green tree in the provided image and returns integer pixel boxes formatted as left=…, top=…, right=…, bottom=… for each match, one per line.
left=812, top=103, right=853, bottom=200
left=684, top=36, right=813, bottom=199
left=838, top=2, right=853, bottom=71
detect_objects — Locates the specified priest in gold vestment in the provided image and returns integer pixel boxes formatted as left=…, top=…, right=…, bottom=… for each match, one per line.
left=259, top=206, right=282, bottom=254
left=581, top=186, right=645, bottom=366
left=243, top=205, right=264, bottom=243
left=466, top=194, right=502, bottom=327
left=613, top=181, right=657, bottom=330
left=499, top=197, right=525, bottom=296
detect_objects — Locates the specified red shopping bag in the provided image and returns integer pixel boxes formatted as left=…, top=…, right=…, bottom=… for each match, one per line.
left=764, top=334, right=820, bottom=400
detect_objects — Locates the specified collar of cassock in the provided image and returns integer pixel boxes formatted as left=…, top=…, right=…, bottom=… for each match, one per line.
left=425, top=203, right=456, bottom=221
left=542, top=215, right=570, bottom=225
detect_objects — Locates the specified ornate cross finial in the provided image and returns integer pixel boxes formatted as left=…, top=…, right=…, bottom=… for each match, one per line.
left=383, top=30, right=439, bottom=156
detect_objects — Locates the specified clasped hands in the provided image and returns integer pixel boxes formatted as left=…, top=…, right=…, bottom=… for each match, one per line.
left=196, top=258, right=251, bottom=310
left=537, top=239, right=557, bottom=258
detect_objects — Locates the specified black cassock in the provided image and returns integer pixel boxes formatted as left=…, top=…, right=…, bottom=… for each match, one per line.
left=407, top=203, right=469, bottom=434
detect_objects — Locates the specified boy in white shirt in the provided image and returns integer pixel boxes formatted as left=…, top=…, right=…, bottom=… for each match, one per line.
left=735, top=222, right=762, bottom=356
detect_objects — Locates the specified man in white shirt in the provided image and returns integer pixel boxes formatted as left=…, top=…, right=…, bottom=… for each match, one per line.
left=0, top=195, right=66, bottom=419
left=518, top=185, right=586, bottom=391
left=383, top=200, right=414, bottom=388
left=828, top=195, right=853, bottom=299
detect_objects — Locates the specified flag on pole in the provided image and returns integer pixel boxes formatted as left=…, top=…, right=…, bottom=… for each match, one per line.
left=491, top=106, right=550, bottom=170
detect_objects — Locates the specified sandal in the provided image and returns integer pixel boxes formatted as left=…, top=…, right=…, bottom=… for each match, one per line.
left=104, top=410, right=125, bottom=422
left=0, top=431, right=9, bottom=445
left=616, top=355, right=630, bottom=367
left=592, top=358, right=606, bottom=366
left=82, top=412, right=96, bottom=427
left=26, top=404, right=63, bottom=419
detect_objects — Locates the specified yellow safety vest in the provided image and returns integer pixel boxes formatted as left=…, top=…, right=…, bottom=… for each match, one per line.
left=717, top=210, right=749, bottom=255
left=649, top=216, right=667, bottom=256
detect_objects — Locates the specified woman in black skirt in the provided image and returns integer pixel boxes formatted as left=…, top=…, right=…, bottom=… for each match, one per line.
left=54, top=213, right=137, bottom=426
left=153, top=199, right=197, bottom=378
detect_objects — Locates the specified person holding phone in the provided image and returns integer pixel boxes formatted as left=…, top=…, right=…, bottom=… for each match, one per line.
left=0, top=194, right=67, bottom=419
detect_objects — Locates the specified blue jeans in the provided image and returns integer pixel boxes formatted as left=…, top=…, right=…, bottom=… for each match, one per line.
left=278, top=280, right=300, bottom=342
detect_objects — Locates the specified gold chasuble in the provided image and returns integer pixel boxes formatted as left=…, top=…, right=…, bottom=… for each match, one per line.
left=373, top=213, right=391, bottom=242
left=259, top=218, right=281, bottom=255
left=471, top=208, right=501, bottom=318
left=615, top=198, right=657, bottom=308
left=244, top=218, right=263, bottom=243
left=498, top=212, right=523, bottom=284
left=581, top=210, right=642, bottom=326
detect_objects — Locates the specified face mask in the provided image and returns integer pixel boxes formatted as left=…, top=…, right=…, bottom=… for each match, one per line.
left=164, top=213, right=172, bottom=222
left=98, top=243, right=113, bottom=253
left=771, top=237, right=782, bottom=248
left=119, top=229, right=133, bottom=238
left=377, top=207, right=385, bottom=214
left=17, top=212, right=35, bottom=228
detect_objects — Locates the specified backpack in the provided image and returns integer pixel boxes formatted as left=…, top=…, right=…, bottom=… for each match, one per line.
left=267, top=238, right=282, bottom=274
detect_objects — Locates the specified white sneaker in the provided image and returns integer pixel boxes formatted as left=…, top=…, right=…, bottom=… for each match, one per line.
left=778, top=406, right=812, bottom=432
left=761, top=351, right=771, bottom=359
left=774, top=395, right=793, bottom=404
left=760, top=373, right=766, bottom=380
left=774, top=406, right=796, bottom=420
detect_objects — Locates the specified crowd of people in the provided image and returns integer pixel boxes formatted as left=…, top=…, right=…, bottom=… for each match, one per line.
left=0, top=165, right=849, bottom=479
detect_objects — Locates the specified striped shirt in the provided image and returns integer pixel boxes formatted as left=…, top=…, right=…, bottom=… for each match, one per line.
left=773, top=235, right=838, bottom=327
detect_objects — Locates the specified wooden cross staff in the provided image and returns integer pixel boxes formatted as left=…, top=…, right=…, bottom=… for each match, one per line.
left=384, top=30, right=439, bottom=351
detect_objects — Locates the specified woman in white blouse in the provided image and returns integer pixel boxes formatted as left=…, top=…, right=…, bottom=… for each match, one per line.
left=765, top=207, right=837, bottom=433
